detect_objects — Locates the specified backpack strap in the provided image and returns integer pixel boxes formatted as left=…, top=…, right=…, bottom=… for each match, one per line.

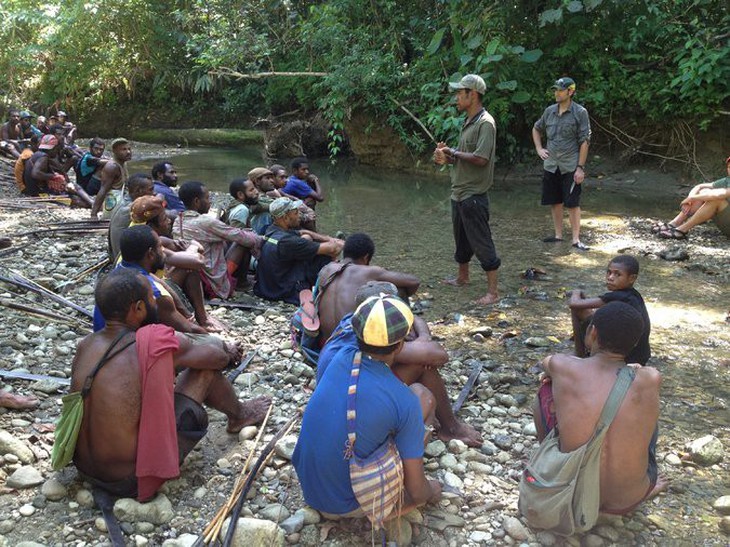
left=80, top=330, right=135, bottom=398
left=593, top=367, right=636, bottom=436
left=343, top=351, right=363, bottom=460
left=314, top=261, right=353, bottom=309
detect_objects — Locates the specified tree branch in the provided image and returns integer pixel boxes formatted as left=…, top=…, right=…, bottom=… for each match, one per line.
left=211, top=68, right=328, bottom=80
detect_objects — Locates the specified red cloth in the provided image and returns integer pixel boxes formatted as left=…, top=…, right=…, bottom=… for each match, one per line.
left=135, top=324, right=180, bottom=501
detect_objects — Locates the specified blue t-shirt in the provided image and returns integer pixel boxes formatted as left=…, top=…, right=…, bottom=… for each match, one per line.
left=292, top=343, right=425, bottom=514
left=153, top=182, right=186, bottom=212
left=283, top=176, right=313, bottom=200
left=93, top=262, right=163, bottom=331
left=316, top=313, right=356, bottom=384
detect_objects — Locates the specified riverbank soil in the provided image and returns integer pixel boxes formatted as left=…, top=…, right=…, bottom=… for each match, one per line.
left=0, top=151, right=727, bottom=546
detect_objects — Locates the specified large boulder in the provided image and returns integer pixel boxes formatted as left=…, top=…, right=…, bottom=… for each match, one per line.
left=686, top=435, right=723, bottom=466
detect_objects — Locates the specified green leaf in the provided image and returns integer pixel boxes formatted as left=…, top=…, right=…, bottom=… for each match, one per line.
left=466, top=34, right=482, bottom=51
left=520, top=49, right=543, bottom=63
left=485, top=38, right=500, bottom=56
left=426, top=28, right=446, bottom=56
left=460, top=54, right=474, bottom=66
left=511, top=46, right=525, bottom=55
left=511, top=91, right=531, bottom=103
left=496, top=80, right=517, bottom=91
left=484, top=54, right=503, bottom=64
left=567, top=1, right=584, bottom=13
left=583, top=0, right=603, bottom=10
left=539, top=8, right=563, bottom=27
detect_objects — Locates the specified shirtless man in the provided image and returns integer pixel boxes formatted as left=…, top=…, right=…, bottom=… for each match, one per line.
left=532, top=302, right=667, bottom=514
left=91, top=138, right=132, bottom=218
left=0, top=109, right=21, bottom=158
left=73, top=268, right=269, bottom=499
left=315, top=233, right=482, bottom=447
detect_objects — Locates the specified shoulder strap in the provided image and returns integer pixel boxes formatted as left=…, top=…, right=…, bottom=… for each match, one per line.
left=343, top=351, right=363, bottom=459
left=593, top=367, right=636, bottom=435
left=314, top=261, right=352, bottom=308
left=81, top=330, right=135, bottom=398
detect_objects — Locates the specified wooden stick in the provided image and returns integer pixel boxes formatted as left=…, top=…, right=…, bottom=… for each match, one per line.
left=10, top=226, right=108, bottom=238
left=201, top=404, right=274, bottom=544
left=1, top=270, right=93, bottom=318
left=206, top=299, right=267, bottom=312
left=222, top=413, right=300, bottom=547
left=0, top=298, right=90, bottom=327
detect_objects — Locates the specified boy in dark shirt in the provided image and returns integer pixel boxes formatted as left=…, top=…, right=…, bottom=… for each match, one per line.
left=568, top=255, right=651, bottom=365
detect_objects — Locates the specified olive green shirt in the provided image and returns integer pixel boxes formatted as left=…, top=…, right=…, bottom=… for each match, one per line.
left=451, top=108, right=496, bottom=202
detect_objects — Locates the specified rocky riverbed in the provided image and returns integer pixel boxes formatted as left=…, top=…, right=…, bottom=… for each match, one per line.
left=0, top=155, right=728, bottom=546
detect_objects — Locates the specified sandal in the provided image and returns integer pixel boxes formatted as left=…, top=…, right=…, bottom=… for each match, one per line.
left=651, top=222, right=673, bottom=234
left=657, top=226, right=687, bottom=240
left=298, top=289, right=320, bottom=336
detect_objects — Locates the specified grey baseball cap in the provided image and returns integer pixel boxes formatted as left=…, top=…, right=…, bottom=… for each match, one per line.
left=449, top=74, right=486, bottom=94
left=270, top=197, right=303, bottom=218
left=552, top=77, right=576, bottom=90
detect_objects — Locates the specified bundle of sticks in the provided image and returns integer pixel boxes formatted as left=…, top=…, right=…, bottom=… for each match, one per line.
left=8, top=219, right=109, bottom=238
left=0, top=196, right=73, bottom=209
left=195, top=407, right=301, bottom=546
left=0, top=269, right=93, bottom=327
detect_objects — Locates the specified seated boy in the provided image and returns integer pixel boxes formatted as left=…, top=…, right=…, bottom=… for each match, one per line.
left=293, top=295, right=442, bottom=521
left=531, top=302, right=666, bottom=516
left=569, top=255, right=651, bottom=365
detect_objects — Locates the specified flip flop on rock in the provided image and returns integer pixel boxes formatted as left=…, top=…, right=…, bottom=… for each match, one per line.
left=298, top=289, right=320, bottom=336
left=658, top=226, right=688, bottom=240
left=651, top=222, right=674, bottom=234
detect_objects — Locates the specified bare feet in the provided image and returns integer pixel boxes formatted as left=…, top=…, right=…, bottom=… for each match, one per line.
left=646, top=474, right=670, bottom=501
left=473, top=293, right=499, bottom=305
left=202, top=316, right=227, bottom=333
left=442, top=277, right=469, bottom=286
left=226, top=396, right=271, bottom=434
left=436, top=421, right=483, bottom=448
left=0, top=391, right=39, bottom=410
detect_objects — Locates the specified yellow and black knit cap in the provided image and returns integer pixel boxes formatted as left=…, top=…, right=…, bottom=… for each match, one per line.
left=351, top=295, right=413, bottom=347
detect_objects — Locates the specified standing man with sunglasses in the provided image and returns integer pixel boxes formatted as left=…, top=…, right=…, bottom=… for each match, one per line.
left=532, top=77, right=592, bottom=251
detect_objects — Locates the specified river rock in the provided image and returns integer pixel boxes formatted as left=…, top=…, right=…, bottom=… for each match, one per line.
left=647, top=513, right=671, bottom=529
left=503, top=516, right=529, bottom=540
left=425, top=440, right=446, bottom=458
left=40, top=478, right=67, bottom=501
left=443, top=471, right=464, bottom=490
left=114, top=494, right=174, bottom=524
left=664, top=453, right=682, bottom=466
left=162, top=534, right=199, bottom=547
left=492, top=434, right=513, bottom=450
left=470, top=530, right=491, bottom=543
left=659, top=247, right=689, bottom=261
left=525, top=337, right=552, bottom=347
left=714, top=496, right=730, bottom=515
left=279, top=512, right=304, bottom=534
left=7, top=466, right=43, bottom=488
left=686, top=435, right=723, bottom=465
left=260, top=503, right=290, bottom=522
left=220, top=517, right=285, bottom=547
left=0, top=430, right=35, bottom=463
left=294, top=507, right=320, bottom=525
left=76, top=488, right=94, bottom=507
left=424, top=509, right=465, bottom=530
left=720, top=516, right=730, bottom=534
left=439, top=453, right=458, bottom=470
left=19, top=504, right=36, bottom=516
left=274, top=435, right=297, bottom=460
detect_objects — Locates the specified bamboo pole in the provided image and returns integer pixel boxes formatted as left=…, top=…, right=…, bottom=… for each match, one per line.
left=0, top=270, right=93, bottom=318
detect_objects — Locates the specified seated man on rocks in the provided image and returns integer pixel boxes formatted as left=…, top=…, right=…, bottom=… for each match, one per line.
left=254, top=197, right=342, bottom=315
left=526, top=302, right=666, bottom=518
left=14, top=135, right=39, bottom=193
left=108, top=173, right=155, bottom=260
left=94, top=225, right=207, bottom=334
left=224, top=178, right=260, bottom=230
left=0, top=109, right=21, bottom=159
left=174, top=181, right=262, bottom=298
left=151, top=161, right=186, bottom=214
left=247, top=167, right=317, bottom=233
left=74, top=138, right=108, bottom=195
left=283, top=157, right=324, bottom=208
left=293, top=294, right=442, bottom=520
left=317, top=279, right=483, bottom=447
left=130, top=196, right=224, bottom=333
left=73, top=268, right=269, bottom=501
left=654, top=155, right=730, bottom=239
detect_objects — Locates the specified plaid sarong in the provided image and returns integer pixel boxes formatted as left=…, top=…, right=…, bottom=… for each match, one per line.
left=344, top=351, right=403, bottom=528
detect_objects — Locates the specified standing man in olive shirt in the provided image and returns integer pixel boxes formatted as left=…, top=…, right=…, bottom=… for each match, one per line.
left=434, top=74, right=500, bottom=305
left=532, top=77, right=592, bottom=250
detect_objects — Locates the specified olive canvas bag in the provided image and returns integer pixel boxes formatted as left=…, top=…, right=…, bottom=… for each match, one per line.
left=518, top=366, right=636, bottom=536
left=343, top=351, right=404, bottom=528
left=52, top=331, right=135, bottom=470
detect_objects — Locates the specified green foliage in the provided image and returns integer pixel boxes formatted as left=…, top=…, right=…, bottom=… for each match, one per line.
left=0, top=0, right=726, bottom=164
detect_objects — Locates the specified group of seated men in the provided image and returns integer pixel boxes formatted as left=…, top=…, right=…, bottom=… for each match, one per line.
left=49, top=132, right=665, bottom=533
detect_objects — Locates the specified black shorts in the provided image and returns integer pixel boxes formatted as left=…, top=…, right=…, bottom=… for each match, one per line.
left=541, top=168, right=581, bottom=208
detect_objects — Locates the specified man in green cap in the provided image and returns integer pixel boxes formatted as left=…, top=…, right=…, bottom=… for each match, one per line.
left=532, top=76, right=592, bottom=250
left=433, top=74, right=500, bottom=305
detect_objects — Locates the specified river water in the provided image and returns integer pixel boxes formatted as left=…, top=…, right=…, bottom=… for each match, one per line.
left=131, top=146, right=729, bottom=539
